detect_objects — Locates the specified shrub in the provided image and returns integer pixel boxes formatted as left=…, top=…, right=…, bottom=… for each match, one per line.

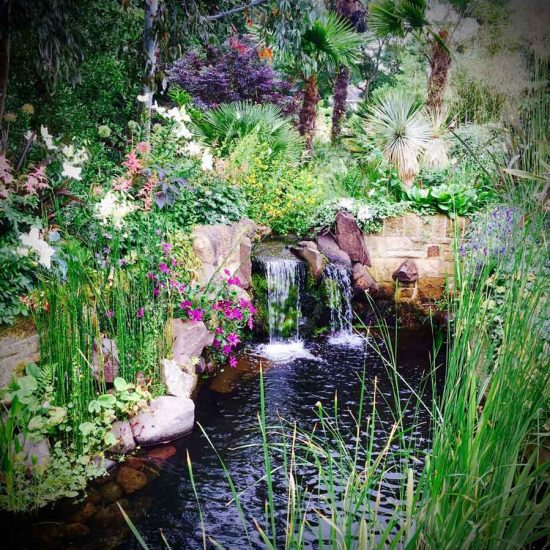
left=168, top=37, right=297, bottom=113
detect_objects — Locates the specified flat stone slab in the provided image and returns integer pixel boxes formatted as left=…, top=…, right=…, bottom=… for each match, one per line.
left=130, top=396, right=194, bottom=446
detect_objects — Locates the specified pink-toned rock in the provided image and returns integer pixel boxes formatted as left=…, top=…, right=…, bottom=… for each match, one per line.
left=192, top=219, right=258, bottom=289
left=161, top=358, right=197, bottom=398
left=317, top=234, right=351, bottom=266
left=109, top=420, right=136, bottom=454
left=92, top=337, right=119, bottom=383
left=290, top=243, right=326, bottom=279
left=335, top=211, right=371, bottom=265
left=130, top=396, right=194, bottom=445
left=168, top=318, right=214, bottom=367
left=351, top=263, right=379, bottom=294
left=392, top=260, right=419, bottom=283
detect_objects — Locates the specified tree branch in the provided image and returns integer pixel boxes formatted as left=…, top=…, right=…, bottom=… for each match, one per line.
left=205, top=0, right=269, bottom=21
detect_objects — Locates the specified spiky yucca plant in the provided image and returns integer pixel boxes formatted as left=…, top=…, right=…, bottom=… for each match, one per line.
left=422, top=109, right=449, bottom=169
left=365, top=91, right=432, bottom=185
left=195, top=101, right=304, bottom=160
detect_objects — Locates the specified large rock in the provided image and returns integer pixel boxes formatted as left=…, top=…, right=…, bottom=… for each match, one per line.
left=351, top=263, right=379, bottom=295
left=168, top=318, right=214, bottom=368
left=0, top=321, right=40, bottom=388
left=108, top=420, right=136, bottom=454
left=161, top=358, right=197, bottom=399
left=116, top=466, right=147, bottom=494
left=335, top=211, right=371, bottom=265
left=130, top=396, right=195, bottom=445
left=316, top=234, right=351, bottom=266
left=92, top=337, right=119, bottom=383
left=19, top=435, right=50, bottom=470
left=290, top=241, right=326, bottom=279
left=392, top=260, right=419, bottom=283
left=192, top=219, right=259, bottom=289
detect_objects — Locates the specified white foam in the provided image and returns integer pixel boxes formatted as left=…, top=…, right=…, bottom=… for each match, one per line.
left=327, top=331, right=364, bottom=347
left=254, top=340, right=316, bottom=362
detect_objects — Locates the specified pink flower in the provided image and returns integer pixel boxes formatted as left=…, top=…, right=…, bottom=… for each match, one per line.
left=227, top=275, right=242, bottom=287
left=213, top=339, right=221, bottom=348
left=229, top=356, right=238, bottom=368
left=137, top=307, right=144, bottom=319
left=158, top=262, right=170, bottom=274
left=216, top=327, right=224, bottom=334
left=113, top=177, right=132, bottom=192
left=105, top=310, right=114, bottom=318
left=23, top=165, right=48, bottom=195
left=162, top=242, right=172, bottom=255
left=147, top=272, right=157, bottom=281
left=247, top=317, right=254, bottom=330
left=123, top=150, right=142, bottom=174
left=225, top=308, right=243, bottom=321
left=153, top=287, right=160, bottom=297
left=136, top=141, right=151, bottom=155
left=227, top=333, right=240, bottom=346
left=188, top=308, right=204, bottom=322
left=222, top=344, right=232, bottom=355
left=180, top=300, right=192, bottom=309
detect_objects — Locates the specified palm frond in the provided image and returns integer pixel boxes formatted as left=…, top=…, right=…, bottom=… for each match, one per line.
left=195, top=101, right=304, bottom=160
left=368, top=0, right=405, bottom=38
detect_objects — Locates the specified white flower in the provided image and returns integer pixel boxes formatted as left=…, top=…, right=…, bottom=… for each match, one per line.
left=137, top=92, right=152, bottom=103
left=96, top=191, right=135, bottom=229
left=24, top=130, right=35, bottom=142
left=172, top=122, right=192, bottom=140
left=368, top=189, right=376, bottom=197
left=61, top=162, right=82, bottom=180
left=338, top=198, right=355, bottom=211
left=186, top=141, right=202, bottom=157
left=19, top=227, right=55, bottom=268
left=357, top=205, right=372, bottom=221
left=40, top=126, right=57, bottom=151
left=201, top=150, right=213, bottom=172
left=62, top=145, right=88, bottom=166
left=151, top=101, right=167, bottom=116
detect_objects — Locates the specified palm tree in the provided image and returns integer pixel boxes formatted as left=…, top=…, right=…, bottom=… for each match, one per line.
left=368, top=0, right=451, bottom=118
left=330, top=0, right=366, bottom=141
left=295, top=12, right=362, bottom=150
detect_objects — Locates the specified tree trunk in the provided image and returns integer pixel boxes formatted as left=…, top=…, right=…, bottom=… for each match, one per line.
left=0, top=0, right=11, bottom=126
left=298, top=74, right=318, bottom=151
left=426, top=30, right=451, bottom=118
left=331, top=66, right=349, bottom=141
left=143, top=0, right=159, bottom=137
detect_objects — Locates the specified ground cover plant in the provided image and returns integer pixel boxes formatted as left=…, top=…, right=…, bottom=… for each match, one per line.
left=0, top=0, right=548, bottom=548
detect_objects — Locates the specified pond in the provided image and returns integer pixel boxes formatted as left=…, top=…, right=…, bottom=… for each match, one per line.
left=2, top=329, right=441, bottom=549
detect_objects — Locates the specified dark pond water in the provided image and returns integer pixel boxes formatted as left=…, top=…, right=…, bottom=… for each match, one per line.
left=2, top=330, right=442, bottom=550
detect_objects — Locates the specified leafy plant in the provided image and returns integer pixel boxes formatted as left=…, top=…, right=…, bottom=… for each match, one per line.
left=195, top=101, right=304, bottom=160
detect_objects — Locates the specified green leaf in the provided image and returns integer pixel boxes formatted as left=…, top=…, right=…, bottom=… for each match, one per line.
left=114, top=377, right=129, bottom=392
left=104, top=432, right=118, bottom=447
left=28, top=416, right=45, bottom=431
left=97, top=393, right=117, bottom=407
left=79, top=421, right=95, bottom=436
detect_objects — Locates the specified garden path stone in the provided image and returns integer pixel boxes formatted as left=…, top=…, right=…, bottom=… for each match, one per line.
left=130, top=396, right=195, bottom=445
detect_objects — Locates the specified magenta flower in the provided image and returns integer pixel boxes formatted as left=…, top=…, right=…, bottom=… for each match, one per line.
left=180, top=300, right=192, bottom=310
left=105, top=310, right=114, bottom=318
left=122, top=150, right=142, bottom=174
left=222, top=344, right=232, bottom=355
left=248, top=317, right=254, bottom=330
left=216, top=326, right=224, bottom=334
left=213, top=339, right=221, bottom=348
left=227, top=333, right=240, bottom=346
left=158, top=262, right=170, bottom=274
left=188, top=308, right=204, bottom=322
left=153, top=287, right=160, bottom=297
left=229, top=356, right=238, bottom=368
left=137, top=307, right=144, bottom=319
left=227, top=276, right=242, bottom=286
left=162, top=242, right=172, bottom=255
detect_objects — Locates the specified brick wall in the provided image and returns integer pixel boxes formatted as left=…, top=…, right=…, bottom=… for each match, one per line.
left=364, top=213, right=466, bottom=301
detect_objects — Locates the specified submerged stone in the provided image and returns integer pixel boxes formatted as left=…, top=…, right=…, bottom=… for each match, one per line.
left=116, top=466, right=148, bottom=494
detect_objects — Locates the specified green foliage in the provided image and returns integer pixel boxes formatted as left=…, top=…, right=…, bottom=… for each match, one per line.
left=193, top=176, right=248, bottom=226
left=227, top=133, right=323, bottom=235
left=0, top=241, right=33, bottom=325
left=196, top=101, right=304, bottom=160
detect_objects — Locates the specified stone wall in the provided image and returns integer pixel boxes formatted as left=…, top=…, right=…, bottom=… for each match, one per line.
left=364, top=213, right=466, bottom=301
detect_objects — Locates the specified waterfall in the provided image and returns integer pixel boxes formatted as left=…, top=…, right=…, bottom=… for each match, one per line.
left=324, top=264, right=363, bottom=346
left=263, top=258, right=302, bottom=343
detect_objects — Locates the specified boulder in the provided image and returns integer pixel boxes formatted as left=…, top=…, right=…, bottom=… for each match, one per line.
left=130, top=396, right=195, bottom=445
left=335, top=211, right=371, bottom=265
left=92, top=337, right=119, bottom=383
left=290, top=242, right=326, bottom=279
left=192, top=219, right=258, bottom=289
left=100, top=482, right=123, bottom=503
left=108, top=420, right=136, bottom=454
left=351, top=263, right=379, bottom=294
left=316, top=234, right=351, bottom=266
left=168, top=318, right=214, bottom=367
left=161, top=358, right=197, bottom=399
left=116, top=466, right=147, bottom=494
left=20, top=435, right=50, bottom=470
left=392, top=260, right=419, bottom=283
left=0, top=321, right=40, bottom=388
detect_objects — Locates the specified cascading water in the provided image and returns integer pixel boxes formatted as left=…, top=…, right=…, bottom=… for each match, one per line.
left=255, top=251, right=314, bottom=361
left=264, top=258, right=302, bottom=343
left=324, top=264, right=363, bottom=346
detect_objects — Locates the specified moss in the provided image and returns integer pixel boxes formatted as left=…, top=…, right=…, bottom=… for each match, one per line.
left=251, top=272, right=269, bottom=336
